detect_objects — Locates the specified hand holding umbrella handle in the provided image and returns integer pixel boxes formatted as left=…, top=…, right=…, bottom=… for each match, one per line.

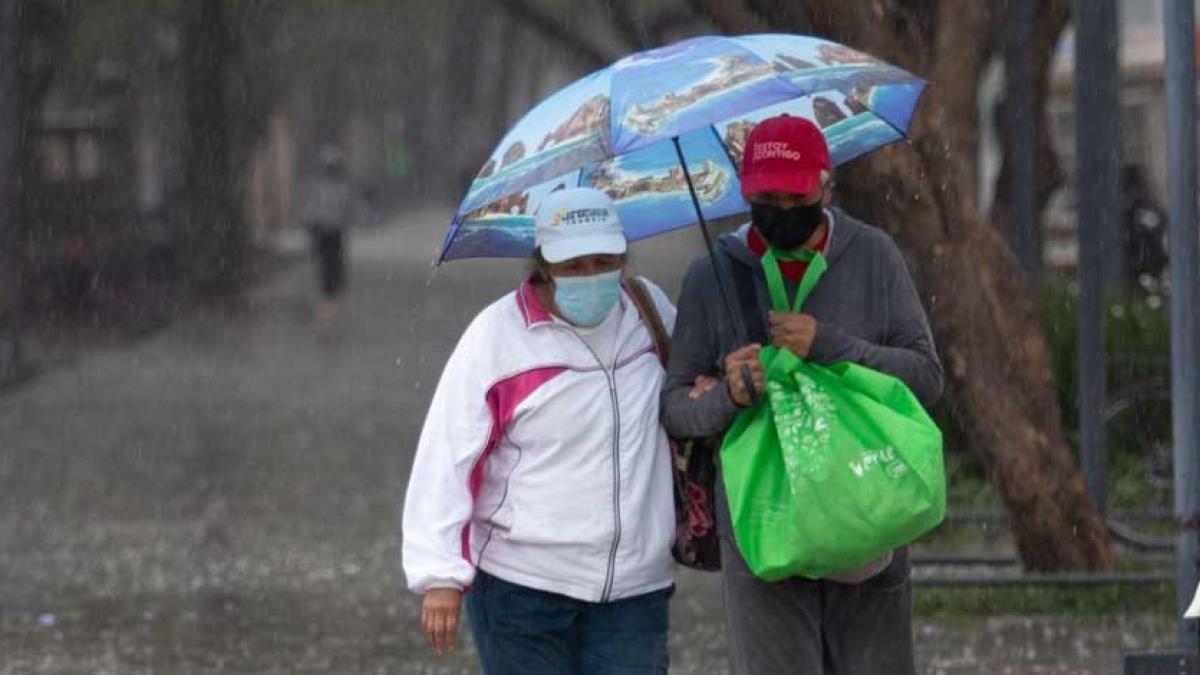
left=741, top=364, right=759, bottom=406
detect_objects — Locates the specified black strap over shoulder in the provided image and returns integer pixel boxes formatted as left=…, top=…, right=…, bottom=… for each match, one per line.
left=624, top=277, right=670, bottom=367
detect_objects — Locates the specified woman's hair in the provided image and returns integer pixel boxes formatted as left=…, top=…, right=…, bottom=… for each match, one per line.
left=529, top=247, right=552, bottom=283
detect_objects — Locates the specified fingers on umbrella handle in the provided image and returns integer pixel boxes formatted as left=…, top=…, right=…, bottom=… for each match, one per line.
left=740, top=364, right=759, bottom=406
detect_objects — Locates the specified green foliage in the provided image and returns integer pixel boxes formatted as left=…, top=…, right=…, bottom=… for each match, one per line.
left=1038, top=282, right=1171, bottom=428
left=937, top=278, right=1173, bottom=511
left=931, top=399, right=995, bottom=507
left=66, top=1, right=175, bottom=76
left=914, top=581, right=1176, bottom=617
left=1037, top=279, right=1173, bottom=509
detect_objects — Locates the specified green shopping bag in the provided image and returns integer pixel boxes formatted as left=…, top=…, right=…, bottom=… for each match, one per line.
left=719, top=247, right=945, bottom=581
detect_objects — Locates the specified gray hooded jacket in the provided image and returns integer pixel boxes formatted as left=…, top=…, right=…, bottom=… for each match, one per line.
left=661, top=207, right=943, bottom=439
left=661, top=208, right=943, bottom=583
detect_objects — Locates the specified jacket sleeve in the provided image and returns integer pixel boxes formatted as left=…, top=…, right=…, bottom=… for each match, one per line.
left=808, top=237, right=944, bottom=407
left=660, top=259, right=743, bottom=438
left=401, top=315, right=494, bottom=594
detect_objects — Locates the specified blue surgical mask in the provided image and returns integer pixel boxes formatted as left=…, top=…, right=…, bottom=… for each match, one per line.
left=552, top=270, right=622, bottom=327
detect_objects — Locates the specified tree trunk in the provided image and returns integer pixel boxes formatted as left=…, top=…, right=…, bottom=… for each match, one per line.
left=683, top=0, right=772, bottom=34
left=0, top=0, right=22, bottom=379
left=224, top=0, right=282, bottom=246
left=497, top=0, right=1117, bottom=569
left=180, top=0, right=246, bottom=297
left=799, top=0, right=1116, bottom=570
left=991, top=0, right=1070, bottom=254
left=693, top=0, right=1114, bottom=570
left=493, top=0, right=617, bottom=68
left=2, top=0, right=79, bottom=379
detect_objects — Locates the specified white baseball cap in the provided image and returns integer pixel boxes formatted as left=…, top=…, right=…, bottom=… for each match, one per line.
left=534, top=187, right=627, bottom=263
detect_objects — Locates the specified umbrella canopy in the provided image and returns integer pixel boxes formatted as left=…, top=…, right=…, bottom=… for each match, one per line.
left=441, top=34, right=925, bottom=262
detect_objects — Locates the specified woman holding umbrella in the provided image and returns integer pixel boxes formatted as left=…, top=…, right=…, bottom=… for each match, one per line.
left=402, top=187, right=680, bottom=674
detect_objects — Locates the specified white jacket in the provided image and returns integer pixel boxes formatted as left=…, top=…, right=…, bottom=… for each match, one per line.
left=402, top=276, right=677, bottom=603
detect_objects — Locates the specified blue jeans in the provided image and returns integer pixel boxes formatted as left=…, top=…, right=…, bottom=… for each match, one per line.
left=465, top=570, right=672, bottom=675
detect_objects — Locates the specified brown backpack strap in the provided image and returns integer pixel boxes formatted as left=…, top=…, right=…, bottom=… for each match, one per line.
left=624, top=277, right=670, bottom=367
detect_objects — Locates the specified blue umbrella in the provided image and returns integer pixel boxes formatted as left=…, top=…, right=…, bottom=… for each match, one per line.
left=440, top=33, right=926, bottom=262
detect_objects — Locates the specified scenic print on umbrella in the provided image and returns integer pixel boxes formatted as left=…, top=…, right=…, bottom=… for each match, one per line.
left=444, top=34, right=927, bottom=261
left=608, top=33, right=918, bottom=152
left=444, top=87, right=911, bottom=261
left=462, top=70, right=612, bottom=220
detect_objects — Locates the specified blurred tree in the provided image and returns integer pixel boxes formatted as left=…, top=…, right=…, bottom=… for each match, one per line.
left=498, top=0, right=1114, bottom=571
left=491, top=12, right=519, bottom=143
left=179, top=0, right=240, bottom=296
left=0, top=0, right=20, bottom=379
left=798, top=0, right=1115, bottom=573
left=35, top=0, right=283, bottom=300
left=993, top=0, right=1067, bottom=276
left=275, top=1, right=470, bottom=198
left=178, top=0, right=280, bottom=297
left=14, top=0, right=564, bottom=307
left=0, top=0, right=80, bottom=376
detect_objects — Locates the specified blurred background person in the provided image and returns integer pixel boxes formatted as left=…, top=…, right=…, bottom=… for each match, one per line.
left=298, top=143, right=360, bottom=321
left=1120, top=164, right=1169, bottom=292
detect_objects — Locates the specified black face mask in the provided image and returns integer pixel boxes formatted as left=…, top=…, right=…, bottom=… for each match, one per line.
left=751, top=201, right=823, bottom=251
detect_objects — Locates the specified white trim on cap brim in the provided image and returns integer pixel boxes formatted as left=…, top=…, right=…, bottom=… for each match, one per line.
left=541, top=234, right=628, bottom=263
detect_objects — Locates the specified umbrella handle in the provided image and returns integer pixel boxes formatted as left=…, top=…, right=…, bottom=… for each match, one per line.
left=740, top=364, right=759, bottom=406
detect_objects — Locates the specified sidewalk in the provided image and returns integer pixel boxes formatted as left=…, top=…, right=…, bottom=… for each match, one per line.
left=0, top=207, right=1176, bottom=673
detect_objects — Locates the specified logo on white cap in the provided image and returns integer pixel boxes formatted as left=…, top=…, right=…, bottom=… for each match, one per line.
left=535, top=188, right=626, bottom=262
left=553, top=207, right=611, bottom=227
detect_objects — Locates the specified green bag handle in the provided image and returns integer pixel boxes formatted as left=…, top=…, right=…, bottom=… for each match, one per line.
left=761, top=246, right=828, bottom=314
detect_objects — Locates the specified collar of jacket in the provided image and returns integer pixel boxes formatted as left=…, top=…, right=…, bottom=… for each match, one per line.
left=516, top=275, right=555, bottom=328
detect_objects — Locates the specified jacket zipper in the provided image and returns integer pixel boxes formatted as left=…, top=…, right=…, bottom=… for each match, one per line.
left=560, top=326, right=623, bottom=602
left=599, top=366, right=621, bottom=602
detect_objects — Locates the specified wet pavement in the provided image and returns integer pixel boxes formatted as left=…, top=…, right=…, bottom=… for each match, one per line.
left=0, top=208, right=1177, bottom=673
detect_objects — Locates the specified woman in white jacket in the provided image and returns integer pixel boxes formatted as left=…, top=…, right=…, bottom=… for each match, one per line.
left=402, top=188, right=678, bottom=674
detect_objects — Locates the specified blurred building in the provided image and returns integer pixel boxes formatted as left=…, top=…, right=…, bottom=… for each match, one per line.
left=1039, top=0, right=1193, bottom=272
left=25, top=69, right=152, bottom=312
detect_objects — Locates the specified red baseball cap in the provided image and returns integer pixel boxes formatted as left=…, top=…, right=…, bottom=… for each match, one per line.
left=738, top=114, right=830, bottom=198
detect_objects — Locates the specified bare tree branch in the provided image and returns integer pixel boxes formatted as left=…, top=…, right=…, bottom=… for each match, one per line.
left=1029, top=0, right=1071, bottom=209
left=494, top=0, right=615, bottom=69
left=989, top=0, right=1070, bottom=225
left=646, top=6, right=707, bottom=45
left=744, top=0, right=812, bottom=32
left=684, top=0, right=771, bottom=34
left=0, top=0, right=23, bottom=379
left=595, top=0, right=647, bottom=50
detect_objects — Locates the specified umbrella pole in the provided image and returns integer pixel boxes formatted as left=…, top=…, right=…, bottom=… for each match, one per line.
left=671, top=136, right=758, bottom=403
left=671, top=136, right=740, bottom=329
